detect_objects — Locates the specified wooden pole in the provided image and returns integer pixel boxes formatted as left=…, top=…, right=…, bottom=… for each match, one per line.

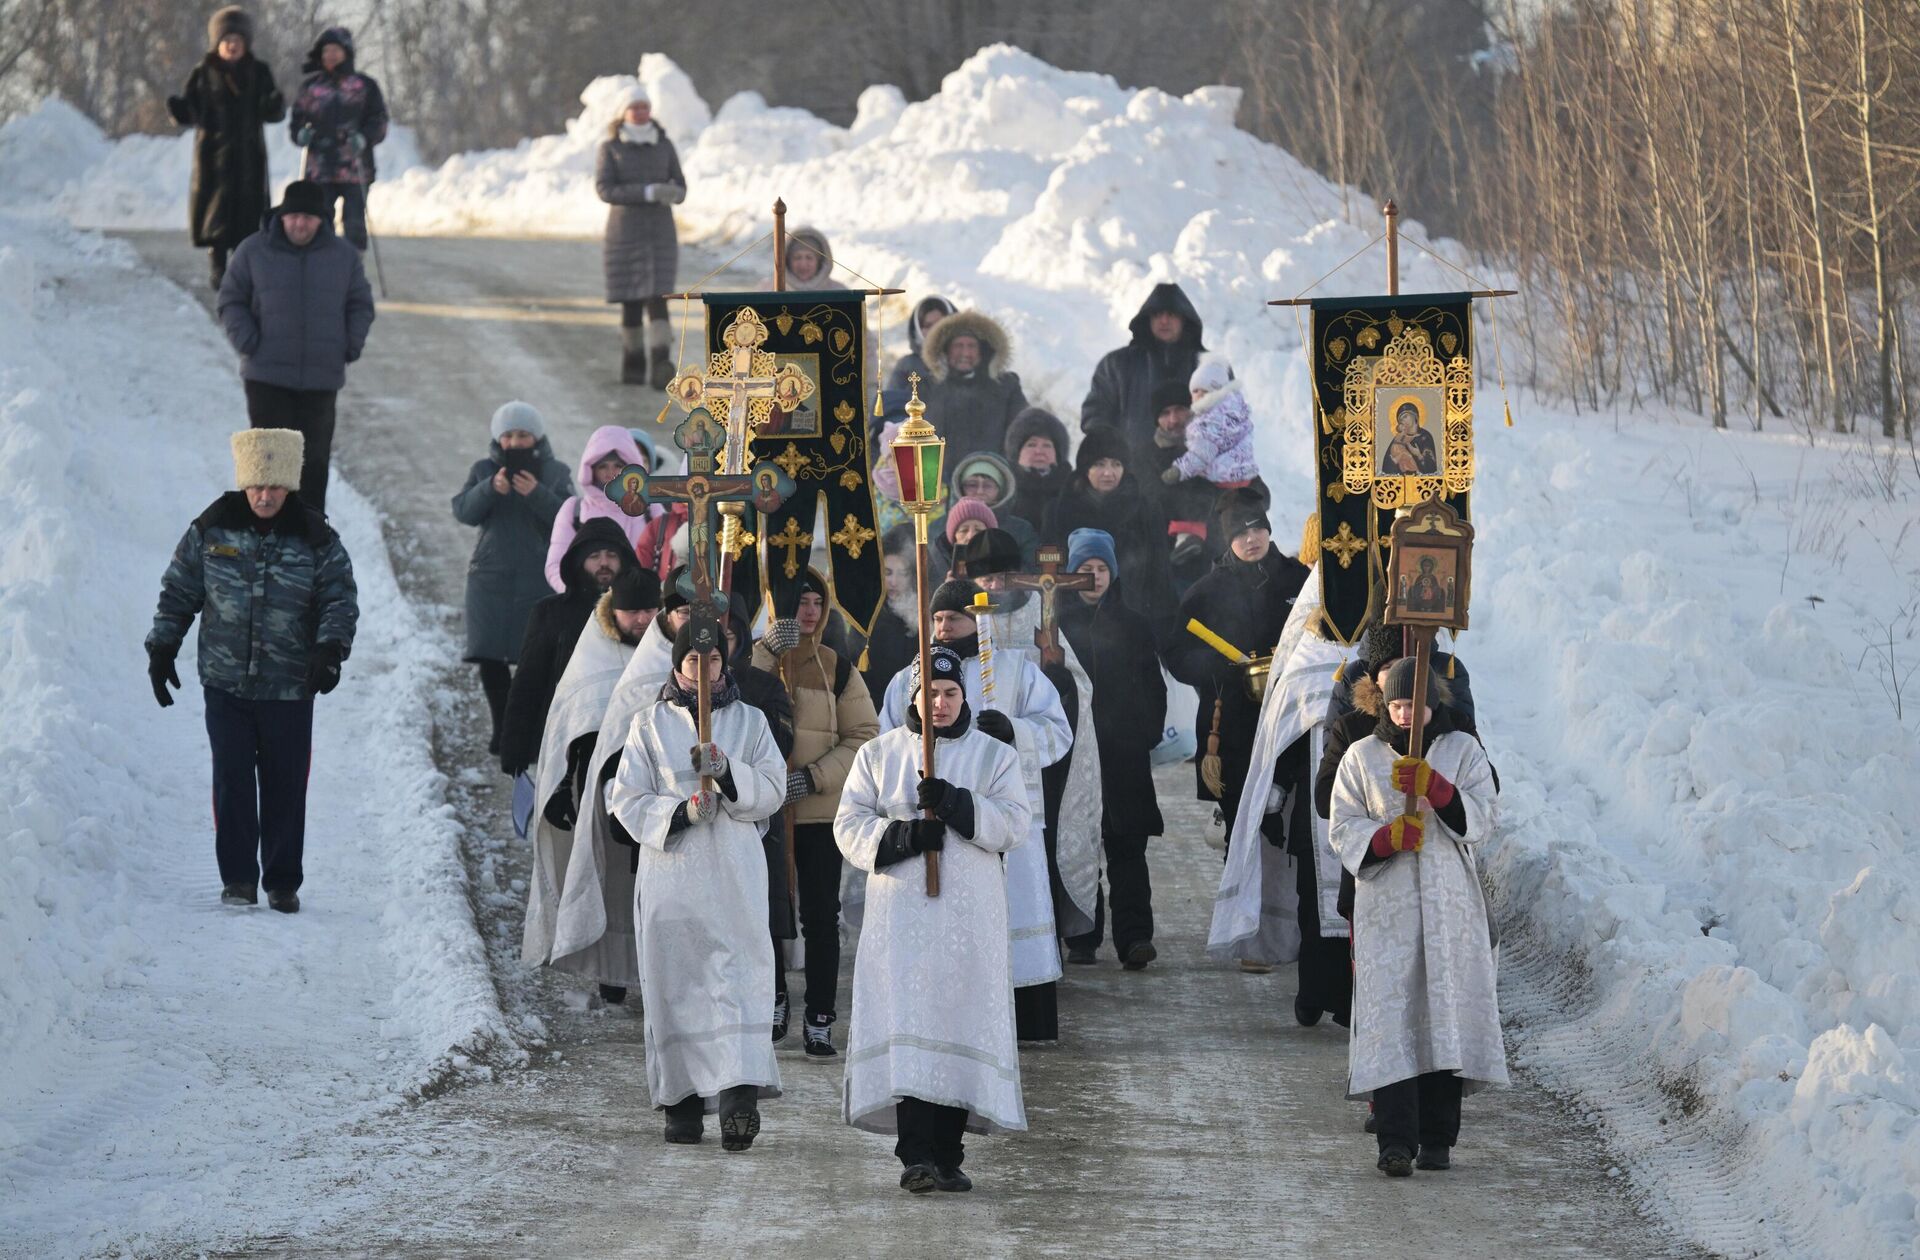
left=1384, top=199, right=1400, bottom=297
left=777, top=651, right=799, bottom=906
left=913, top=511, right=941, bottom=897
left=695, top=646, right=713, bottom=795
left=1402, top=627, right=1432, bottom=817
left=773, top=198, right=787, bottom=292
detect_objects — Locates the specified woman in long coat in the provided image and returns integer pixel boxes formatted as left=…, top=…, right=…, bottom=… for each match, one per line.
left=596, top=84, right=686, bottom=388
left=451, top=401, right=575, bottom=755
left=167, top=6, right=285, bottom=289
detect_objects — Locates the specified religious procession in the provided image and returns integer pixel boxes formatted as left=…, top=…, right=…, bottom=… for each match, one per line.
left=135, top=34, right=1512, bottom=1195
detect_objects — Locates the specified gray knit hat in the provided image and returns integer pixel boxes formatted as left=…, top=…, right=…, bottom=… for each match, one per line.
left=490, top=400, right=546, bottom=441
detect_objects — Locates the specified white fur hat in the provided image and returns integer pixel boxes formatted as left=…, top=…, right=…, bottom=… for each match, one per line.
left=231, top=428, right=305, bottom=491
left=615, top=83, right=651, bottom=114
left=1189, top=357, right=1233, bottom=395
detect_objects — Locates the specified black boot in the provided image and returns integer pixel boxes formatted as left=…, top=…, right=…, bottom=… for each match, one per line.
left=648, top=345, right=674, bottom=390
left=267, top=890, right=300, bottom=914
left=620, top=327, right=647, bottom=385
left=663, top=1095, right=703, bottom=1144
left=932, top=1166, right=973, bottom=1192
left=898, top=1163, right=937, bottom=1194
left=221, top=883, right=257, bottom=906
left=1376, top=1145, right=1414, bottom=1177
left=1121, top=941, right=1157, bottom=971
left=597, top=984, right=627, bottom=1006
left=1415, top=1145, right=1451, bottom=1171
left=718, top=1085, right=760, bottom=1152
left=1294, top=993, right=1323, bottom=1026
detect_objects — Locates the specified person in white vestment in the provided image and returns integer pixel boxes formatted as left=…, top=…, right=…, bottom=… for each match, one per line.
left=605, top=616, right=788, bottom=1151
left=837, top=645, right=1031, bottom=1193
left=1330, top=657, right=1505, bottom=1178
left=877, top=579, right=1072, bottom=1042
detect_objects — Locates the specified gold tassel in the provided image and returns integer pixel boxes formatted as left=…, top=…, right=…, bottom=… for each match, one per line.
left=1333, top=660, right=1346, bottom=683
left=1199, top=699, right=1226, bottom=797
left=1447, top=654, right=1456, bottom=678
left=1504, top=400, right=1515, bottom=428
left=857, top=645, right=870, bottom=671
left=1299, top=511, right=1321, bottom=566
left=654, top=398, right=673, bottom=426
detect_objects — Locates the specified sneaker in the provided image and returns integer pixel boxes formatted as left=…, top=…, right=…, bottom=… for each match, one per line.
left=803, top=1016, right=837, bottom=1059
left=899, top=1163, right=937, bottom=1194
left=1377, top=1146, right=1414, bottom=1178
left=597, top=984, right=627, bottom=1006
left=932, top=1165, right=972, bottom=1192
left=1065, top=944, right=1098, bottom=966
left=266, top=890, right=299, bottom=914
left=1415, top=1145, right=1451, bottom=1171
left=1121, top=942, right=1157, bottom=971
left=1294, top=994, right=1323, bottom=1026
left=221, top=883, right=257, bottom=906
left=1239, top=958, right=1273, bottom=974
left=772, top=993, right=790, bottom=1043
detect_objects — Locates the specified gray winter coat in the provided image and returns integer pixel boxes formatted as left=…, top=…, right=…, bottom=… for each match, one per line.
left=148, top=492, right=359, bottom=702
left=217, top=212, right=375, bottom=391
left=596, top=122, right=684, bottom=302
left=452, top=437, right=576, bottom=662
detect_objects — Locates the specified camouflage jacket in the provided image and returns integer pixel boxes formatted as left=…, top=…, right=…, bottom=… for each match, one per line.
left=147, top=492, right=359, bottom=702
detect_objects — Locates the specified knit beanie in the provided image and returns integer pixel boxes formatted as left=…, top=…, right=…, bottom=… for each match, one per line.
left=626, top=426, right=658, bottom=472
left=609, top=567, right=661, bottom=612
left=1150, top=380, right=1192, bottom=418
left=1074, top=426, right=1132, bottom=477
left=929, top=578, right=984, bottom=617
left=490, top=400, right=545, bottom=441
left=909, top=644, right=966, bottom=693
left=1382, top=656, right=1447, bottom=708
left=1216, top=486, right=1271, bottom=541
left=799, top=567, right=829, bottom=603
left=278, top=180, right=329, bottom=219
left=955, top=528, right=1020, bottom=578
left=672, top=615, right=722, bottom=672
left=944, top=497, right=997, bottom=543
left=1189, top=357, right=1234, bottom=395
left=948, top=451, right=1014, bottom=508
left=1066, top=527, right=1119, bottom=577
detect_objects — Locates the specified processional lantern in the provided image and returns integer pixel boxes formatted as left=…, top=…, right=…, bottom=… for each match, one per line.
left=887, top=372, right=947, bottom=898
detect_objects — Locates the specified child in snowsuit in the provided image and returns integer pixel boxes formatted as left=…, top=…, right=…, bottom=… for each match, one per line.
left=1164, top=358, right=1261, bottom=491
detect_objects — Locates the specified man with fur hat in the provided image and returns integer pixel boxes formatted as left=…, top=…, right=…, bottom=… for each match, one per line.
left=1041, top=425, right=1177, bottom=646
left=606, top=615, right=789, bottom=1150
left=1330, top=656, right=1505, bottom=1177
left=597, top=82, right=687, bottom=386
left=147, top=429, right=358, bottom=913
left=1167, top=491, right=1307, bottom=844
left=876, top=577, right=1073, bottom=1041
left=1080, top=282, right=1206, bottom=448
left=167, top=6, right=286, bottom=289
left=920, top=309, right=1029, bottom=470
left=289, top=25, right=388, bottom=250
left=1001, top=405, right=1072, bottom=529
left=218, top=177, right=375, bottom=514
left=752, top=569, right=879, bottom=1055
left=835, top=644, right=1032, bottom=1193
left=520, top=564, right=658, bottom=997
left=1057, top=528, right=1165, bottom=968
left=500, top=517, right=630, bottom=782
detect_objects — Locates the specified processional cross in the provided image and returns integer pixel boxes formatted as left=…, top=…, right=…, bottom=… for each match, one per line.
left=996, top=544, right=1096, bottom=666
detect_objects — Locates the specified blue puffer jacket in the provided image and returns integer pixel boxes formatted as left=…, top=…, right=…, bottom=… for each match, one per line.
left=147, top=492, right=359, bottom=701
left=217, top=211, right=375, bottom=391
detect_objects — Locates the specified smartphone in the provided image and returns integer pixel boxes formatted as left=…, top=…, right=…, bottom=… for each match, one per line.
left=498, top=447, right=539, bottom=476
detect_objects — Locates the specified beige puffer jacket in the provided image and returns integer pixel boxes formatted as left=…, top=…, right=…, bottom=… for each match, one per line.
left=751, top=630, right=879, bottom=824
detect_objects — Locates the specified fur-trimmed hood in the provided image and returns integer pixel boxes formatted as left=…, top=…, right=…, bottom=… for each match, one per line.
left=1003, top=405, right=1071, bottom=466
left=924, top=310, right=1012, bottom=381
left=592, top=589, right=624, bottom=642
left=1189, top=376, right=1244, bottom=417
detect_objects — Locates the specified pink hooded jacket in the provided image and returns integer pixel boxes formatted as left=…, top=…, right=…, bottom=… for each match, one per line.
left=543, top=424, right=652, bottom=592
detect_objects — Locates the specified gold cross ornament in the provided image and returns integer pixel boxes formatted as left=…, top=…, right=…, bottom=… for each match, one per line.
left=1323, top=521, right=1367, bottom=569
left=769, top=517, right=811, bottom=579
left=830, top=513, right=877, bottom=558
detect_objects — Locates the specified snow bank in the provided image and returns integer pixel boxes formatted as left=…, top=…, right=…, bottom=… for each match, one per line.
left=0, top=214, right=517, bottom=1258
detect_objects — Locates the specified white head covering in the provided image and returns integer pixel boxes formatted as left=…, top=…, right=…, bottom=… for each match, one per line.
left=1189, top=357, right=1233, bottom=395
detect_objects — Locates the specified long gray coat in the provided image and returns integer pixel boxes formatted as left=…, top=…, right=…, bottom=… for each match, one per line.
left=451, top=438, right=575, bottom=661
left=596, top=122, right=684, bottom=302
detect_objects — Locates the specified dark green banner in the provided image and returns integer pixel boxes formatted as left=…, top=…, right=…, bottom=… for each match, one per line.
left=1308, top=292, right=1473, bottom=643
left=701, top=290, right=883, bottom=633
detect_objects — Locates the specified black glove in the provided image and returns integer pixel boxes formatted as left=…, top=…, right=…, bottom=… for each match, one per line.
left=908, top=817, right=946, bottom=853
left=975, top=709, right=1014, bottom=744
left=307, top=641, right=345, bottom=695
left=543, top=788, right=576, bottom=831
left=147, top=644, right=181, bottom=708
left=165, top=95, right=190, bottom=125
left=873, top=817, right=944, bottom=868
left=916, top=776, right=975, bottom=838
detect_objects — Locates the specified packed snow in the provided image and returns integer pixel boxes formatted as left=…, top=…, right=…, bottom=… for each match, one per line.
left=2, top=43, right=1917, bottom=1259
left=0, top=216, right=522, bottom=1259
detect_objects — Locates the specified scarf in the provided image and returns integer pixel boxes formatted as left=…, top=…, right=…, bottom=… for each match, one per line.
left=939, top=632, right=980, bottom=659
left=664, top=670, right=739, bottom=713
left=1372, top=704, right=1455, bottom=757
left=904, top=700, right=973, bottom=739
left=620, top=121, right=660, bottom=146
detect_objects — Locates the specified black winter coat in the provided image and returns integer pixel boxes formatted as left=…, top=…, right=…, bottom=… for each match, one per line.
left=451, top=438, right=575, bottom=661
left=1313, top=655, right=1485, bottom=819
left=217, top=212, right=375, bottom=391
left=1041, top=474, right=1177, bottom=646
left=170, top=54, right=285, bottom=248
left=854, top=603, right=917, bottom=703
left=497, top=518, right=630, bottom=775
left=1060, top=585, right=1166, bottom=835
left=1079, top=283, right=1206, bottom=450
left=1166, top=547, right=1309, bottom=806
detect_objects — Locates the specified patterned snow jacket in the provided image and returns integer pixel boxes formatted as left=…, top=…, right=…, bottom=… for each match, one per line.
left=148, top=492, right=359, bottom=702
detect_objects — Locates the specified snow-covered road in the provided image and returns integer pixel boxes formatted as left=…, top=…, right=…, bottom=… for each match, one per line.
left=90, top=231, right=1704, bottom=1259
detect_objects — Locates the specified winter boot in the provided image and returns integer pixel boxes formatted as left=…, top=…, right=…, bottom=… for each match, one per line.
left=771, top=991, right=790, bottom=1043
left=1376, top=1146, right=1414, bottom=1178
left=1122, top=941, right=1157, bottom=971
left=1066, top=943, right=1097, bottom=966
left=899, top=1163, right=937, bottom=1194
left=1363, top=1109, right=1378, bottom=1135
left=717, top=1085, right=760, bottom=1152
left=802, top=1014, right=837, bottom=1059
left=663, top=1095, right=704, bottom=1144
left=932, top=1166, right=972, bottom=1193
left=267, top=890, right=300, bottom=914
left=1294, top=994, right=1323, bottom=1026
left=597, top=984, right=627, bottom=1006
left=1415, top=1146, right=1452, bottom=1171
left=647, top=319, right=674, bottom=389
left=221, top=883, right=257, bottom=906
left=620, top=326, right=648, bottom=386
left=1239, top=958, right=1273, bottom=974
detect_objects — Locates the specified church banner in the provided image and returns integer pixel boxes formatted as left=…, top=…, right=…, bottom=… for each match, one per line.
left=684, top=291, right=883, bottom=633
left=1307, top=292, right=1475, bottom=644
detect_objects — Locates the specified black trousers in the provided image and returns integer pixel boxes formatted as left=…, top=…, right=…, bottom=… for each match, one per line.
left=1064, top=830, right=1154, bottom=954
left=1014, top=982, right=1057, bottom=1042
left=321, top=181, right=369, bottom=250
left=475, top=660, right=512, bottom=745
left=894, top=1097, right=967, bottom=1169
left=204, top=686, right=314, bottom=893
left=791, top=822, right=843, bottom=1021
left=1373, top=1071, right=1464, bottom=1153
left=210, top=245, right=229, bottom=287
left=243, top=380, right=338, bottom=513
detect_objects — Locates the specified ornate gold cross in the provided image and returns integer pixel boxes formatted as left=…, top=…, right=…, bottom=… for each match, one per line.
left=768, top=516, right=812, bottom=579
left=830, top=513, right=876, bottom=558
left=1323, top=521, right=1368, bottom=569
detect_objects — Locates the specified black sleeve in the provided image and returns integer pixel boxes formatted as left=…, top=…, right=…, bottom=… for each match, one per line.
left=871, top=819, right=919, bottom=869
left=1314, top=720, right=1356, bottom=819
left=499, top=612, right=556, bottom=771
left=715, top=764, right=738, bottom=802
left=936, top=786, right=975, bottom=839
left=1359, top=844, right=1392, bottom=871
left=1434, top=794, right=1468, bottom=839
left=664, top=801, right=692, bottom=836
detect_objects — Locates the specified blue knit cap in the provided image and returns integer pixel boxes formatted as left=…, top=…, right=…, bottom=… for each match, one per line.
left=490, top=400, right=545, bottom=441
left=1067, top=527, right=1118, bottom=577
